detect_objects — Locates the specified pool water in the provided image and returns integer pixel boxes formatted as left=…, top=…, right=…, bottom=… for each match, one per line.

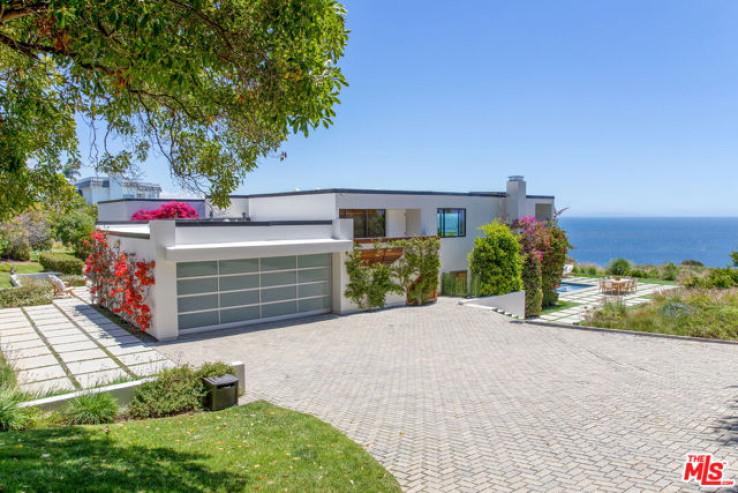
left=556, top=282, right=592, bottom=293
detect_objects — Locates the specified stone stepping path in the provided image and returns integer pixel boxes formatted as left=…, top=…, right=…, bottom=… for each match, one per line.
left=535, top=276, right=677, bottom=325
left=0, top=288, right=174, bottom=396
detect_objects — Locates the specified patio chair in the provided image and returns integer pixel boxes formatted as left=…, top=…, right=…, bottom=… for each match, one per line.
left=49, top=275, right=74, bottom=298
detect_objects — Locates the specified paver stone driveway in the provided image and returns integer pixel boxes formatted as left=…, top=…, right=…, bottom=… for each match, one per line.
left=155, top=298, right=738, bottom=492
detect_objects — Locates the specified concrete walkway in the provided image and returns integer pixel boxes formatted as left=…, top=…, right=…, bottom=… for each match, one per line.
left=155, top=298, right=738, bottom=492
left=536, top=276, right=676, bottom=325
left=0, top=288, right=174, bottom=396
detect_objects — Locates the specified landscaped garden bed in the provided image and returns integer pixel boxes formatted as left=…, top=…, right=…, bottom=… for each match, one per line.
left=584, top=288, right=738, bottom=341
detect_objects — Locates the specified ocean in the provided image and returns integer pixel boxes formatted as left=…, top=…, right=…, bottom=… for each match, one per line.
left=558, top=217, right=738, bottom=268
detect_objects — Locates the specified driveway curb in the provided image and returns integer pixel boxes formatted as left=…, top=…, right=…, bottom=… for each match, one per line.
left=521, top=319, right=738, bottom=346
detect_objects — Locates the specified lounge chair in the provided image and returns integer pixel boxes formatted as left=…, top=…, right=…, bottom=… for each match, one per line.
left=49, top=275, right=74, bottom=298
left=563, top=264, right=574, bottom=277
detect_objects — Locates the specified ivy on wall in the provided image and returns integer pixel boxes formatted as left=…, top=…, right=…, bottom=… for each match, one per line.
left=344, top=237, right=441, bottom=309
left=84, top=231, right=155, bottom=331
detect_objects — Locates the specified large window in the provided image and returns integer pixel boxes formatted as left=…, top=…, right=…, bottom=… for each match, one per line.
left=437, top=208, right=466, bottom=237
left=339, top=209, right=386, bottom=238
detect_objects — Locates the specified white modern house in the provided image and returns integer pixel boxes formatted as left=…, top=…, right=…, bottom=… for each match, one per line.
left=99, top=176, right=554, bottom=340
left=75, top=175, right=163, bottom=204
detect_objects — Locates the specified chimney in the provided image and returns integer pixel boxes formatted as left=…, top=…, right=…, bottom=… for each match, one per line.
left=506, top=175, right=527, bottom=223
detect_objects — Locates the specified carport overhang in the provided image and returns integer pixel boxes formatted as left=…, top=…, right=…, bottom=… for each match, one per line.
left=164, top=238, right=354, bottom=262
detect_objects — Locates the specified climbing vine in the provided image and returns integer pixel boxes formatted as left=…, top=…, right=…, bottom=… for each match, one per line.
left=84, top=231, right=155, bottom=331
left=344, top=237, right=441, bottom=309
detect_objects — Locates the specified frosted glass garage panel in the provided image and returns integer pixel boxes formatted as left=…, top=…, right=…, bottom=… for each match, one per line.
left=219, top=259, right=258, bottom=275
left=298, top=268, right=330, bottom=283
left=219, top=274, right=258, bottom=292
left=298, top=254, right=331, bottom=268
left=262, top=301, right=297, bottom=318
left=177, top=277, right=218, bottom=296
left=299, top=297, right=331, bottom=312
left=261, top=256, right=296, bottom=271
left=179, top=311, right=218, bottom=330
left=262, top=270, right=296, bottom=287
left=177, top=261, right=217, bottom=278
left=178, top=294, right=218, bottom=313
left=220, top=290, right=259, bottom=308
left=220, top=306, right=260, bottom=324
left=299, top=282, right=330, bottom=298
left=262, top=286, right=297, bottom=303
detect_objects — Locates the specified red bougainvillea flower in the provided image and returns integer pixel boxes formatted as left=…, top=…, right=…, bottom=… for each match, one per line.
left=131, top=201, right=199, bottom=221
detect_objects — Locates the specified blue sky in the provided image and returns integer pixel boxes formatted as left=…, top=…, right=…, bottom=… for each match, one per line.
left=80, top=1, right=738, bottom=216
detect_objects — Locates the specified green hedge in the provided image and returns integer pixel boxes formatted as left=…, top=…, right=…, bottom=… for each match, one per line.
left=0, top=279, right=53, bottom=309
left=38, top=252, right=84, bottom=275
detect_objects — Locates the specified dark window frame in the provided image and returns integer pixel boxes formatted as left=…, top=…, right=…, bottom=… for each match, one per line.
left=437, top=208, right=466, bottom=238
left=339, top=209, right=387, bottom=239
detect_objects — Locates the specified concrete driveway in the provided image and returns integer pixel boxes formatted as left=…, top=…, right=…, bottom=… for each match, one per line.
left=155, top=298, right=738, bottom=492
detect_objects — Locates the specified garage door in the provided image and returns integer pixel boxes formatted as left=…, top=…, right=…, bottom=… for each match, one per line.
left=176, top=254, right=332, bottom=331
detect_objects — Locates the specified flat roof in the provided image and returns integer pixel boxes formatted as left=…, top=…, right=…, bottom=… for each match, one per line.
left=228, top=188, right=509, bottom=199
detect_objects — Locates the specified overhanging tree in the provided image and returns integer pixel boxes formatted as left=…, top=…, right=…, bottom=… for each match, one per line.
left=0, top=0, right=348, bottom=219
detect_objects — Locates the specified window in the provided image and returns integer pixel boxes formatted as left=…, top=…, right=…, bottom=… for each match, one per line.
left=339, top=209, right=386, bottom=238
left=437, top=208, right=466, bottom=237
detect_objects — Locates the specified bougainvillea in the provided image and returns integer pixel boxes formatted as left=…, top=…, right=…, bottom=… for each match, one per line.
left=84, top=231, right=155, bottom=331
left=131, top=201, right=199, bottom=221
left=513, top=216, right=570, bottom=314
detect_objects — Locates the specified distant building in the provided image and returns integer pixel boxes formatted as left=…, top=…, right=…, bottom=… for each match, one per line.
left=75, top=176, right=162, bottom=204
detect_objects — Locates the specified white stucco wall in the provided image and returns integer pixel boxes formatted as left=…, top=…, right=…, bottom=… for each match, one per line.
left=248, top=193, right=337, bottom=221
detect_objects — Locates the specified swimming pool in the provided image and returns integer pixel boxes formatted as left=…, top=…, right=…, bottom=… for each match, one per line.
left=556, top=282, right=592, bottom=293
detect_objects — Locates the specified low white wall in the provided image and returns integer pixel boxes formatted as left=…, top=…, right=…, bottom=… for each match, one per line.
left=460, top=290, right=526, bottom=319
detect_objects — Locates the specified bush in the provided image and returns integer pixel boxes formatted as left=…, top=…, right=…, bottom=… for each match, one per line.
left=127, top=362, right=235, bottom=420
left=62, top=392, right=119, bottom=425
left=56, top=209, right=96, bottom=259
left=586, top=266, right=598, bottom=276
left=59, top=274, right=87, bottom=287
left=38, top=252, right=84, bottom=275
left=630, top=269, right=647, bottom=278
left=541, top=222, right=570, bottom=307
left=0, top=387, right=32, bottom=431
left=0, top=224, right=31, bottom=260
left=0, top=279, right=53, bottom=308
left=682, top=268, right=738, bottom=289
left=662, top=262, right=679, bottom=281
left=469, top=221, right=523, bottom=296
left=1, top=352, right=16, bottom=389
left=606, top=258, right=632, bottom=276
left=681, top=259, right=704, bottom=267
left=522, top=253, right=543, bottom=317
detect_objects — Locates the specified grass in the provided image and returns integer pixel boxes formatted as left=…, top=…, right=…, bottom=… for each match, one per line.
left=540, top=300, right=580, bottom=315
left=0, top=401, right=401, bottom=492
left=584, top=288, right=738, bottom=341
left=0, top=261, right=44, bottom=288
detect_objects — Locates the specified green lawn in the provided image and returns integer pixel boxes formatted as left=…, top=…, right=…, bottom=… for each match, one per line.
left=0, top=401, right=401, bottom=492
left=541, top=300, right=580, bottom=315
left=0, top=262, right=44, bottom=289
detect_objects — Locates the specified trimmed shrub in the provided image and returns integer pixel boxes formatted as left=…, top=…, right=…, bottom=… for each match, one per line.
left=469, top=221, right=524, bottom=296
left=681, top=259, right=704, bottom=267
left=59, top=274, right=87, bottom=287
left=522, top=253, right=543, bottom=317
left=196, top=361, right=236, bottom=380
left=0, top=387, right=32, bottom=431
left=606, top=258, right=632, bottom=276
left=541, top=222, right=570, bottom=307
left=56, top=209, right=96, bottom=259
left=38, top=252, right=84, bottom=275
left=586, top=266, right=598, bottom=276
left=127, top=366, right=204, bottom=419
left=0, top=279, right=53, bottom=308
left=62, top=392, right=119, bottom=425
left=630, top=269, right=647, bottom=278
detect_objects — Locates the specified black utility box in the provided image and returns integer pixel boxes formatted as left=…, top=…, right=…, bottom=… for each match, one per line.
left=202, top=374, right=239, bottom=411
